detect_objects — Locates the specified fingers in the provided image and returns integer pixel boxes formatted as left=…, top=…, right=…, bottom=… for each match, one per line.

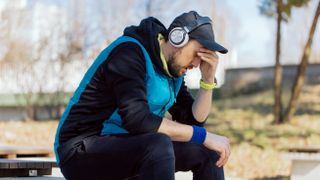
left=197, top=51, right=219, bottom=62
left=199, top=48, right=219, bottom=59
left=204, top=133, right=231, bottom=168
left=216, top=138, right=231, bottom=168
left=216, top=149, right=226, bottom=167
left=217, top=149, right=230, bottom=167
left=199, top=48, right=214, bottom=54
left=197, top=53, right=219, bottom=66
left=216, top=150, right=226, bottom=167
left=222, top=147, right=230, bottom=167
left=221, top=139, right=231, bottom=167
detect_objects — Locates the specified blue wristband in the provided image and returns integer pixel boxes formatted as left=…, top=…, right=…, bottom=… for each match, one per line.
left=190, top=125, right=207, bottom=144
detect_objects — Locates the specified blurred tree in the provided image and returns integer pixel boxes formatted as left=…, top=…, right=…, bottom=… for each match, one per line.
left=0, top=3, right=37, bottom=120
left=0, top=1, right=87, bottom=120
left=285, top=1, right=320, bottom=122
left=259, top=0, right=310, bottom=124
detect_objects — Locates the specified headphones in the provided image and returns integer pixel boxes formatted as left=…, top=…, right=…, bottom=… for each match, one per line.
left=168, top=16, right=212, bottom=48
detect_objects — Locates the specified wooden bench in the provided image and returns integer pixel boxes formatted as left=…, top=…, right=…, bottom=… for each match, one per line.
left=0, top=158, right=57, bottom=177
left=0, top=145, right=53, bottom=159
left=283, top=146, right=320, bottom=180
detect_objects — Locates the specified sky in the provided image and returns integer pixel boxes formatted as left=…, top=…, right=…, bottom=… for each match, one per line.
left=224, top=0, right=320, bottom=68
left=225, top=0, right=275, bottom=67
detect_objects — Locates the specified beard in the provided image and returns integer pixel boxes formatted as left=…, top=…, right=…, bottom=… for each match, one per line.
left=167, top=52, right=184, bottom=77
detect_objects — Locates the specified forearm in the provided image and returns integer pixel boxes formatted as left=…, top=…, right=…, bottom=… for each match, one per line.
left=192, top=48, right=219, bottom=123
left=158, top=117, right=193, bottom=141
left=192, top=86, right=213, bottom=122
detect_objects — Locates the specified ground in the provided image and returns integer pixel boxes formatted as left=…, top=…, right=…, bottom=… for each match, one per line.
left=1, top=85, right=320, bottom=179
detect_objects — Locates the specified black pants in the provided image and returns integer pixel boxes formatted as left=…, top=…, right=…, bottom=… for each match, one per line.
left=59, top=133, right=225, bottom=180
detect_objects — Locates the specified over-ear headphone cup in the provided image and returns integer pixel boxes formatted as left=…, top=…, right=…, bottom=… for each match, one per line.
left=169, top=27, right=189, bottom=48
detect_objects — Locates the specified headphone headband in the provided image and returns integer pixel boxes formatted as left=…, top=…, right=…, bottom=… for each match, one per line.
left=168, top=16, right=212, bottom=48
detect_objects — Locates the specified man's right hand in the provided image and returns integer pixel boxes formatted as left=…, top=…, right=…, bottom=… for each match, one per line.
left=158, top=118, right=231, bottom=167
left=203, top=132, right=231, bottom=167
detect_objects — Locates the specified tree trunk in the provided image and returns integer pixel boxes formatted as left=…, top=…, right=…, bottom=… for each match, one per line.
left=284, top=1, right=320, bottom=122
left=274, top=0, right=284, bottom=124
left=25, top=104, right=35, bottom=121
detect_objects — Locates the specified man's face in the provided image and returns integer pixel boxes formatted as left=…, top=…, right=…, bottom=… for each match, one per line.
left=167, top=40, right=203, bottom=77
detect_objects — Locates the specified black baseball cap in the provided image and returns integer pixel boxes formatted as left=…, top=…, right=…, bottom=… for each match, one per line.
left=168, top=11, right=228, bottom=54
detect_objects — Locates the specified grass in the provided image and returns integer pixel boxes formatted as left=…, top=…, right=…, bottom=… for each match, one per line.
left=206, top=85, right=320, bottom=179
left=0, top=120, right=57, bottom=147
left=0, top=85, right=320, bottom=179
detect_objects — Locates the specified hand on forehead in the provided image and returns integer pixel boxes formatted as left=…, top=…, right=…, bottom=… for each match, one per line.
left=198, top=48, right=218, bottom=58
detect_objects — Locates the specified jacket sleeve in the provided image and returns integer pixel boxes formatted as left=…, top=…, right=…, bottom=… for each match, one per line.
left=104, top=42, right=163, bottom=134
left=168, top=80, right=206, bottom=127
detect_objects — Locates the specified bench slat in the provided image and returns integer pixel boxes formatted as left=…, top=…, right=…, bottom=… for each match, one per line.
left=288, top=146, right=320, bottom=153
left=0, top=159, right=54, bottom=177
left=0, top=145, right=53, bottom=159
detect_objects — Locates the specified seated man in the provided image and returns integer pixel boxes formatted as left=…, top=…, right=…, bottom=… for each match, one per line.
left=54, top=11, right=230, bottom=180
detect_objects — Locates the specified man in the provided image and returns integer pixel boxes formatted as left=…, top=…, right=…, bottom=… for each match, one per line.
left=54, top=11, right=230, bottom=180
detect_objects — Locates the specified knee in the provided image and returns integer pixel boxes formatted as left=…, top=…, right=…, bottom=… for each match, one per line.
left=144, top=133, right=174, bottom=161
left=206, top=148, right=220, bottom=163
left=190, top=145, right=225, bottom=179
left=192, top=145, right=220, bottom=165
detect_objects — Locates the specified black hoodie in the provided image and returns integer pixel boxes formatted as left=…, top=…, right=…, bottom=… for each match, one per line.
left=57, top=17, right=204, bottom=145
left=124, top=17, right=167, bottom=75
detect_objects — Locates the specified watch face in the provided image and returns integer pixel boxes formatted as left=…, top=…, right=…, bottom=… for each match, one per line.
left=170, top=29, right=184, bottom=44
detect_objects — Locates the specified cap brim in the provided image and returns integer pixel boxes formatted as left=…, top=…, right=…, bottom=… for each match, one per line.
left=197, top=39, right=228, bottom=54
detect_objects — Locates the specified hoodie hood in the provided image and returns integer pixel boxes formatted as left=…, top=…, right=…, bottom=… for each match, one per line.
left=123, top=17, right=168, bottom=76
